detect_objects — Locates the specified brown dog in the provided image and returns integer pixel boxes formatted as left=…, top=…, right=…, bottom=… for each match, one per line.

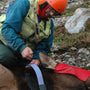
left=0, top=64, right=18, bottom=90
left=39, top=52, right=90, bottom=90
left=0, top=52, right=90, bottom=90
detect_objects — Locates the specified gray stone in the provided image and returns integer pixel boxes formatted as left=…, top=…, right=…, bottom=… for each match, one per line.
left=65, top=8, right=90, bottom=34
left=71, top=47, right=77, bottom=51
left=65, top=55, right=71, bottom=58
left=77, top=56, right=82, bottom=60
left=78, top=48, right=90, bottom=55
left=86, top=63, right=90, bottom=67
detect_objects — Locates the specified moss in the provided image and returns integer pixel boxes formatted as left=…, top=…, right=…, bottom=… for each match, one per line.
left=54, top=29, right=90, bottom=49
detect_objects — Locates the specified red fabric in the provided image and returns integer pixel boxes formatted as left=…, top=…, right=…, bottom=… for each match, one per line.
left=38, top=5, right=50, bottom=18
left=54, top=63, right=90, bottom=81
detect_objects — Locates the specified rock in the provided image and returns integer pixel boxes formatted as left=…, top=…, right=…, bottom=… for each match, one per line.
left=0, top=0, right=15, bottom=14
left=68, top=57, right=75, bottom=62
left=65, top=8, right=90, bottom=34
left=78, top=48, right=90, bottom=55
left=65, top=55, right=71, bottom=58
left=77, top=56, right=82, bottom=60
left=86, top=63, right=90, bottom=67
left=82, top=59, right=86, bottom=61
left=51, top=43, right=60, bottom=51
left=62, top=52, right=70, bottom=56
left=67, top=0, right=84, bottom=8
left=53, top=16, right=70, bottom=27
left=68, top=0, right=76, bottom=3
left=71, top=47, right=77, bottom=51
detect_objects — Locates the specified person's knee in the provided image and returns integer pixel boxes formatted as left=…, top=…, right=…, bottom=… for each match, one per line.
left=0, top=52, right=17, bottom=69
left=0, top=44, right=17, bottom=68
left=0, top=47, right=16, bottom=61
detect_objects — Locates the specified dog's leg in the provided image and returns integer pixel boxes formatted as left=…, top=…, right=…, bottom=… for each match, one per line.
left=0, top=64, right=18, bottom=90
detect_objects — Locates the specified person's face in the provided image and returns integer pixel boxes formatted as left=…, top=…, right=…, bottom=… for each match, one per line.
left=45, top=6, right=59, bottom=18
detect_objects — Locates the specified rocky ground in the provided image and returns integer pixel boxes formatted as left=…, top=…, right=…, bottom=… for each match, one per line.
left=50, top=0, right=90, bottom=69
left=51, top=44, right=90, bottom=69
left=0, top=0, right=90, bottom=69
left=0, top=0, right=14, bottom=15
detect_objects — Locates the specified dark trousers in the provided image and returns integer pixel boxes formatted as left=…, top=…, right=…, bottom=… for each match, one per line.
left=0, top=40, right=29, bottom=70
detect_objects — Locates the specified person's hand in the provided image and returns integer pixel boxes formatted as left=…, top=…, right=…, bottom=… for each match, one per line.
left=25, top=59, right=40, bottom=68
left=30, top=59, right=40, bottom=65
left=21, top=47, right=33, bottom=60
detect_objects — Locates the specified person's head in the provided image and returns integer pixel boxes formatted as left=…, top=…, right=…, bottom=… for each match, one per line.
left=38, top=0, right=68, bottom=19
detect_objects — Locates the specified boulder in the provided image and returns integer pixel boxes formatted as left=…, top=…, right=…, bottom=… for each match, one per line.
left=65, top=8, right=90, bottom=34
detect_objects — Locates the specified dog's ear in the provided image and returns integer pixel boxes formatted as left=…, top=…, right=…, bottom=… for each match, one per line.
left=39, top=52, right=57, bottom=69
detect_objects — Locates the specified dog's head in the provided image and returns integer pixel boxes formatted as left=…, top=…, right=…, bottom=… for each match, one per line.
left=39, top=52, right=57, bottom=70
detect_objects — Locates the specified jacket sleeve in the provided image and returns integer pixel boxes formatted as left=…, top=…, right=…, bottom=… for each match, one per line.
left=32, top=19, right=54, bottom=60
left=1, top=0, right=30, bottom=52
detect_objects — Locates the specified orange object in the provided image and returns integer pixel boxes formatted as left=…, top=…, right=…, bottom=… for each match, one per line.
left=39, top=0, right=68, bottom=14
left=38, top=4, right=50, bottom=18
left=54, top=63, right=90, bottom=81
